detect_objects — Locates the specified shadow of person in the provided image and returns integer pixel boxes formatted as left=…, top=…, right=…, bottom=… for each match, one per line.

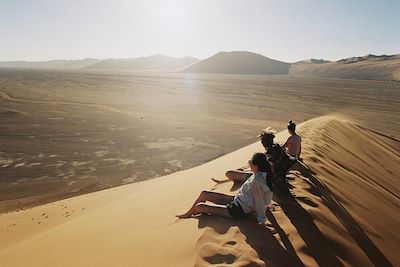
left=288, top=161, right=393, bottom=267
left=196, top=214, right=305, bottom=267
left=273, top=184, right=344, bottom=267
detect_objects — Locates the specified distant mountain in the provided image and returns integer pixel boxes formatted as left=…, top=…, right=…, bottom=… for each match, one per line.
left=0, top=58, right=101, bottom=69
left=83, top=54, right=198, bottom=70
left=293, top=59, right=331, bottom=64
left=1, top=52, right=398, bottom=81
left=290, top=54, right=400, bottom=81
left=0, top=55, right=199, bottom=71
left=184, top=51, right=290, bottom=75
left=337, top=54, right=397, bottom=64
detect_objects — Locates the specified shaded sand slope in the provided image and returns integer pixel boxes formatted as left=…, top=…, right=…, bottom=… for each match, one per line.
left=299, top=117, right=400, bottom=266
left=0, top=116, right=399, bottom=266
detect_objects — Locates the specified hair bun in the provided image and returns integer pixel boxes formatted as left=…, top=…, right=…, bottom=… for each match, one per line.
left=287, top=120, right=296, bottom=131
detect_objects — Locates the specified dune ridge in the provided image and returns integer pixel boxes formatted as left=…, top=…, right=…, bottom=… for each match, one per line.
left=0, top=116, right=399, bottom=266
left=182, top=51, right=400, bottom=81
left=290, top=54, right=400, bottom=81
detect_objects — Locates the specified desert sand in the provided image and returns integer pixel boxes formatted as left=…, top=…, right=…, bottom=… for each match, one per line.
left=0, top=115, right=399, bottom=266
left=1, top=69, right=399, bottom=214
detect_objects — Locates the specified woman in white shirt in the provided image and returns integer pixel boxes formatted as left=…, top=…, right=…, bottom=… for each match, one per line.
left=176, top=153, right=274, bottom=226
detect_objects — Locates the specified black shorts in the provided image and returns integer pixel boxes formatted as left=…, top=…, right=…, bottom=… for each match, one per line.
left=227, top=201, right=247, bottom=219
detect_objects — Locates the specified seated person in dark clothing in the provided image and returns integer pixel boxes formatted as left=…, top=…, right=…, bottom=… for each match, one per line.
left=223, top=128, right=295, bottom=187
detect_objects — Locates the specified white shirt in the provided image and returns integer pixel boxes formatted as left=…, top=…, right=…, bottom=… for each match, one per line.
left=233, top=172, right=273, bottom=224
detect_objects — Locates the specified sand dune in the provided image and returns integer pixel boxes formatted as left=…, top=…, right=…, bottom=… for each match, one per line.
left=2, top=52, right=399, bottom=81
left=184, top=51, right=290, bottom=75
left=290, top=54, right=400, bottom=81
left=184, top=52, right=400, bottom=81
left=0, top=116, right=398, bottom=266
left=294, top=59, right=331, bottom=64
left=3, top=70, right=399, bottom=215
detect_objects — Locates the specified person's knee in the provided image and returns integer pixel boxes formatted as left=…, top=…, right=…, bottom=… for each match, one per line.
left=195, top=203, right=207, bottom=214
left=199, top=190, right=212, bottom=200
left=226, top=170, right=237, bottom=179
left=201, top=190, right=212, bottom=195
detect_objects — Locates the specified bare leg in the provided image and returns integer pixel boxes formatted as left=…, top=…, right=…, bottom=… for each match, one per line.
left=225, top=170, right=251, bottom=183
left=193, top=203, right=231, bottom=218
left=176, top=191, right=233, bottom=219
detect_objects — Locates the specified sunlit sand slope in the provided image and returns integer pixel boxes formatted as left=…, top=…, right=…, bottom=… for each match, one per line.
left=0, top=116, right=398, bottom=266
left=290, top=54, right=400, bottom=81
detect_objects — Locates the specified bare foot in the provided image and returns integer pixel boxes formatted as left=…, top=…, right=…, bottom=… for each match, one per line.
left=175, top=212, right=192, bottom=219
left=211, top=178, right=229, bottom=184
left=265, top=221, right=273, bottom=227
left=266, top=226, right=277, bottom=234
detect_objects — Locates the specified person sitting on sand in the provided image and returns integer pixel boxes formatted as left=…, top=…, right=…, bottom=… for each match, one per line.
left=176, top=153, right=275, bottom=227
left=282, top=120, right=302, bottom=159
left=223, top=129, right=292, bottom=187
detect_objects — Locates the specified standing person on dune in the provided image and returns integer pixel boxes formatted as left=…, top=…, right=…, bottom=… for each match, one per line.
left=176, top=153, right=275, bottom=230
left=282, top=120, right=302, bottom=160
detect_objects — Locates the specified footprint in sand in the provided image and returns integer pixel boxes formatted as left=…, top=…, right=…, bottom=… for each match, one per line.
left=196, top=227, right=265, bottom=266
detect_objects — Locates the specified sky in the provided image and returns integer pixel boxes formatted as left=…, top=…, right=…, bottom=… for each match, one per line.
left=0, top=0, right=399, bottom=62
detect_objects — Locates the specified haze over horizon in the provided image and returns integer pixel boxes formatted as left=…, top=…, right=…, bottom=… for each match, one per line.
left=1, top=0, right=399, bottom=62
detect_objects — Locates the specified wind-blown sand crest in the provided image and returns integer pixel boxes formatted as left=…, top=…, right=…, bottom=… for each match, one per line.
left=0, top=116, right=398, bottom=266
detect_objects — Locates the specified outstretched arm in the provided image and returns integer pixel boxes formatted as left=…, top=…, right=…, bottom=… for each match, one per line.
left=298, top=144, right=302, bottom=159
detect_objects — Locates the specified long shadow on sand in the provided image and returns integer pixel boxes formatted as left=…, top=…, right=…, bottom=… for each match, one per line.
left=273, top=181, right=344, bottom=266
left=200, top=161, right=393, bottom=266
left=289, top=162, right=393, bottom=267
left=197, top=213, right=305, bottom=267
left=201, top=184, right=345, bottom=266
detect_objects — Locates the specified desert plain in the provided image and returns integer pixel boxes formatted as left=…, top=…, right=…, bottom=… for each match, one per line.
left=0, top=68, right=399, bottom=266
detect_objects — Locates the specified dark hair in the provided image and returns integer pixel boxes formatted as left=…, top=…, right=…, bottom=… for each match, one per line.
left=260, top=132, right=275, bottom=148
left=287, top=120, right=296, bottom=132
left=251, top=153, right=273, bottom=191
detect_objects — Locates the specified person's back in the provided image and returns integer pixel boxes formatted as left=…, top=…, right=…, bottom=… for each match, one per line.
left=266, top=144, right=292, bottom=187
left=283, top=120, right=302, bottom=159
left=285, top=133, right=301, bottom=158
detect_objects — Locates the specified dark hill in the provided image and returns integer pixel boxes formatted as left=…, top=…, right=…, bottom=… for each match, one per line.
left=184, top=51, right=290, bottom=75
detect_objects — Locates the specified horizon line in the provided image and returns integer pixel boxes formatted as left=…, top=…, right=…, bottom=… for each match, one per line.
left=1, top=50, right=399, bottom=64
